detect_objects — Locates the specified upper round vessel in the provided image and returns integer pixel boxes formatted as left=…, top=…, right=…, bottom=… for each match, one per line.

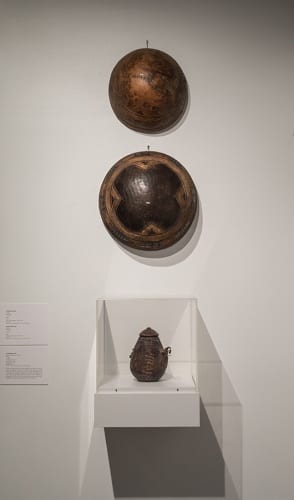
left=108, top=48, right=188, bottom=133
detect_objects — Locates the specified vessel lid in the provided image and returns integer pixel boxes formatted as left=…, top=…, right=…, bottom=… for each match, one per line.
left=139, top=327, right=159, bottom=337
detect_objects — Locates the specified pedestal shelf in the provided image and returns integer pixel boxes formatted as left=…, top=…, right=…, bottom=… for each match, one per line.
left=95, top=298, right=200, bottom=427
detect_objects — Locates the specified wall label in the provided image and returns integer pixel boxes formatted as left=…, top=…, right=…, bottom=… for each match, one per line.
left=0, top=303, right=48, bottom=385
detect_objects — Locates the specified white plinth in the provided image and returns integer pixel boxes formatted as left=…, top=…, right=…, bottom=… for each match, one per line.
left=95, top=298, right=200, bottom=427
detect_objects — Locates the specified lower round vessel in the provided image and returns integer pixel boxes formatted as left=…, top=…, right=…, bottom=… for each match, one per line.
left=99, top=150, right=198, bottom=251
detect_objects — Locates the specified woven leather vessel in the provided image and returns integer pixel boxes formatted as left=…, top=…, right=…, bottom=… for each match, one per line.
left=129, top=327, right=171, bottom=382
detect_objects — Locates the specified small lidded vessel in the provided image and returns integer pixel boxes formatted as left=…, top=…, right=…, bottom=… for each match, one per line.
left=129, top=327, right=171, bottom=382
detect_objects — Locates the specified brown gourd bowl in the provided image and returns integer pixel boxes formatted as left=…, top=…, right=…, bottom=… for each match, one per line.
left=109, top=48, right=188, bottom=133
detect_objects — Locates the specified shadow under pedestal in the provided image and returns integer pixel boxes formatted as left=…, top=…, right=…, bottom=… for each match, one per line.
left=105, top=400, right=225, bottom=498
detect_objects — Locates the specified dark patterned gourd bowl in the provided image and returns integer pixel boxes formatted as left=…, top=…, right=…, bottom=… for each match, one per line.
left=99, top=151, right=198, bottom=251
left=129, top=327, right=171, bottom=382
left=109, top=48, right=188, bottom=133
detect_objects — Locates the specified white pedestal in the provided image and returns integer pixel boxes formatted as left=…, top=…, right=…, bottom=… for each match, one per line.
left=95, top=298, right=200, bottom=427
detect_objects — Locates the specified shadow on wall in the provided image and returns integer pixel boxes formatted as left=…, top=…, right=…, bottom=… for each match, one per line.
left=104, top=311, right=242, bottom=499
left=105, top=402, right=224, bottom=498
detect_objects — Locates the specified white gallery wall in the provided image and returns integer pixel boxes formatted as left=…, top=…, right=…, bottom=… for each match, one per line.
left=0, top=1, right=293, bottom=499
